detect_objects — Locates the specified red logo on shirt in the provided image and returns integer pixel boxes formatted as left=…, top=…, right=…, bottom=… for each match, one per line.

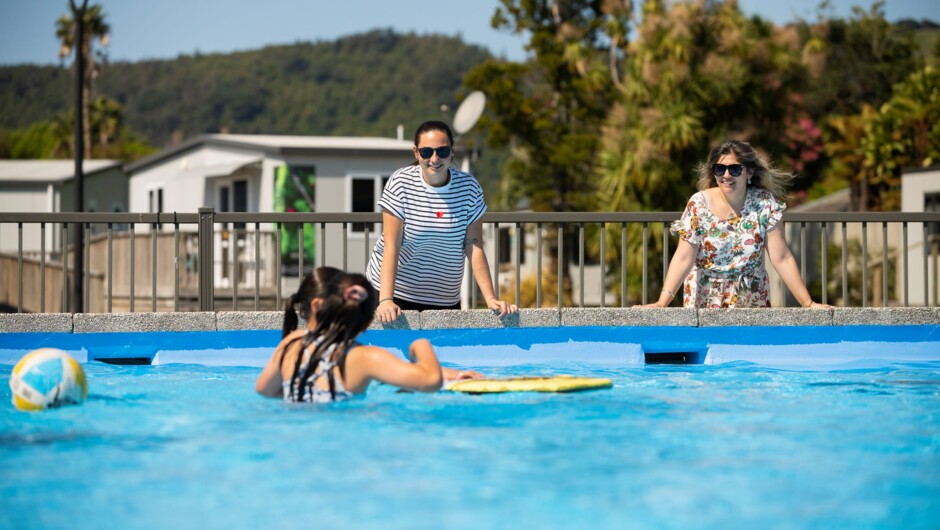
left=436, top=211, right=443, bottom=218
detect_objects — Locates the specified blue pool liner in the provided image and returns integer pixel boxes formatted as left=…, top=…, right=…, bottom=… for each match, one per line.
left=1, top=325, right=938, bottom=369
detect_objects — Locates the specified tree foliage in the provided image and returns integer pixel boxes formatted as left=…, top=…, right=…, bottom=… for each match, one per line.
left=469, top=0, right=933, bottom=218
left=0, top=30, right=497, bottom=182
left=100, top=30, right=492, bottom=147
left=2, top=2, right=935, bottom=216
left=0, top=95, right=155, bottom=160
left=598, top=0, right=810, bottom=213
left=56, top=1, right=110, bottom=159
left=799, top=2, right=922, bottom=118
left=0, top=30, right=492, bottom=147
left=464, top=0, right=632, bottom=212
left=857, top=65, right=940, bottom=210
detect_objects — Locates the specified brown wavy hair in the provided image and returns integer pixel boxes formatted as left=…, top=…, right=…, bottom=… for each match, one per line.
left=695, top=140, right=794, bottom=201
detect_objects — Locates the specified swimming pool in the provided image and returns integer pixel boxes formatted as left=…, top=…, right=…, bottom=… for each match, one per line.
left=1, top=311, right=939, bottom=529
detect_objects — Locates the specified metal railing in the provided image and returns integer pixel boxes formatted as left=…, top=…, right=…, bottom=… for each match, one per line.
left=2, top=210, right=939, bottom=313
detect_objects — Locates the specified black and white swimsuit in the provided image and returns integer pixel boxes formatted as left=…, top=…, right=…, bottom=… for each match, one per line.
left=282, top=335, right=359, bottom=404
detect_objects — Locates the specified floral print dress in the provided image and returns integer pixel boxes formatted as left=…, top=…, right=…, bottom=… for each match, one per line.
left=670, top=187, right=785, bottom=308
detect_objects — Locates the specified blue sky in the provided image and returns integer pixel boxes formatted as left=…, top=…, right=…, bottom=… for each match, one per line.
left=0, top=0, right=937, bottom=66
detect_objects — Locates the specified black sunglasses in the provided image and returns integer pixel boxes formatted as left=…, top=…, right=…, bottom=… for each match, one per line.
left=417, top=146, right=452, bottom=159
left=713, top=164, right=745, bottom=177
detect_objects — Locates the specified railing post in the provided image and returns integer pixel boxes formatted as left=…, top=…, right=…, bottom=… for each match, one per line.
left=107, top=223, right=113, bottom=313
left=862, top=222, right=868, bottom=307
left=642, top=223, right=649, bottom=305
left=599, top=222, right=606, bottom=308
left=61, top=222, right=69, bottom=312
left=882, top=222, right=889, bottom=307
left=902, top=222, right=908, bottom=307
left=276, top=222, right=283, bottom=310
left=842, top=223, right=848, bottom=306
left=536, top=222, right=542, bottom=308
left=174, top=218, right=181, bottom=312
left=130, top=223, right=136, bottom=312
left=578, top=222, right=584, bottom=308
left=84, top=223, right=90, bottom=313
left=151, top=222, right=158, bottom=312
left=621, top=223, right=627, bottom=307
left=493, top=222, right=500, bottom=300
left=515, top=222, right=522, bottom=307
left=198, top=207, right=215, bottom=311
left=821, top=222, right=828, bottom=305
left=17, top=222, right=23, bottom=313
left=40, top=222, right=46, bottom=313
left=255, top=222, right=261, bottom=310
left=557, top=223, right=563, bottom=309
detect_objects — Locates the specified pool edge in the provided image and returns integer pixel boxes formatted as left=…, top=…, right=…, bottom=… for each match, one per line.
left=3, top=307, right=940, bottom=333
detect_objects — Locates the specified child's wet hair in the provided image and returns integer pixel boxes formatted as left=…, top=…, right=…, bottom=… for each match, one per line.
left=281, top=267, right=378, bottom=401
left=282, top=267, right=343, bottom=338
left=309, top=271, right=378, bottom=339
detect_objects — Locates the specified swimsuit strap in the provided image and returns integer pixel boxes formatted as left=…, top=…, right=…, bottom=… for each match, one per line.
left=303, top=334, right=360, bottom=401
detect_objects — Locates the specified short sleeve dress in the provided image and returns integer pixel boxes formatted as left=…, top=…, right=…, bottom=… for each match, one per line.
left=670, top=187, right=785, bottom=308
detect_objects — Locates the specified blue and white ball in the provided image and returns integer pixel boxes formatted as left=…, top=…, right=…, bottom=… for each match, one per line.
left=9, top=348, right=87, bottom=411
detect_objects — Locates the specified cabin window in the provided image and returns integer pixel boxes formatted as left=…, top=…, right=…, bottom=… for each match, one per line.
left=351, top=176, right=389, bottom=233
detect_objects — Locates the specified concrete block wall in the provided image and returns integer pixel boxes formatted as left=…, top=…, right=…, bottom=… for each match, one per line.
left=2, top=307, right=940, bottom=333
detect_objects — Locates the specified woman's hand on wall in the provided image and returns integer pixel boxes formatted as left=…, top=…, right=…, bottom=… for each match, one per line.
left=487, top=298, right=518, bottom=318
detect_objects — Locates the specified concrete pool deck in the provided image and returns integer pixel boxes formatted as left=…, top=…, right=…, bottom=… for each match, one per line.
left=2, top=307, right=940, bottom=333
left=2, top=308, right=939, bottom=368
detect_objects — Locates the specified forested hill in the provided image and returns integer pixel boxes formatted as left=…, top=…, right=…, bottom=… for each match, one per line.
left=0, top=29, right=493, bottom=147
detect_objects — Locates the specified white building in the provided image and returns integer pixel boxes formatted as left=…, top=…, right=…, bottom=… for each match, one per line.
left=127, top=134, right=414, bottom=216
left=901, top=165, right=940, bottom=306
left=126, top=133, right=415, bottom=291
left=0, top=159, right=126, bottom=256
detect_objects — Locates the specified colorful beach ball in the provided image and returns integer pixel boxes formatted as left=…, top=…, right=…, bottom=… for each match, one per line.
left=9, top=348, right=87, bottom=411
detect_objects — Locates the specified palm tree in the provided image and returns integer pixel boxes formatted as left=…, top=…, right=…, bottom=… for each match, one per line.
left=56, top=2, right=109, bottom=159
left=90, top=96, right=123, bottom=156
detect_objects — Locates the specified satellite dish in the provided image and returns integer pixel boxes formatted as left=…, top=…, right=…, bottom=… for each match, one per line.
left=453, top=91, right=486, bottom=136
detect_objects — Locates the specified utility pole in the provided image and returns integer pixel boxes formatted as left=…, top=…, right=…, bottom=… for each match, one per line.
left=71, top=0, right=88, bottom=313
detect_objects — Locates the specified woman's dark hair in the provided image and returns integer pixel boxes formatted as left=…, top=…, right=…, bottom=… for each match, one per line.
left=695, top=139, right=794, bottom=200
left=281, top=267, right=378, bottom=401
left=413, top=120, right=454, bottom=147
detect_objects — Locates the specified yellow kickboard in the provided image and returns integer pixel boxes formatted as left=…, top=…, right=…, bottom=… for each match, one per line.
left=446, top=375, right=613, bottom=394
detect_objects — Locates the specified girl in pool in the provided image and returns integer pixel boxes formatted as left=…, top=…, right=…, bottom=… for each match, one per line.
left=256, top=267, right=477, bottom=403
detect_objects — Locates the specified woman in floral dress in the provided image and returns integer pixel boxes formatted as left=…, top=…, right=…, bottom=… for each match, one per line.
left=641, top=140, right=830, bottom=309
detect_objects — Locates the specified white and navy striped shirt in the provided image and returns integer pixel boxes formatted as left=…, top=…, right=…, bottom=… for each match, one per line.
left=366, top=165, right=486, bottom=306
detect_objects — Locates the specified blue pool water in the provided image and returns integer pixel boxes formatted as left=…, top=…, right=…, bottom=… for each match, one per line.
left=1, top=327, right=939, bottom=529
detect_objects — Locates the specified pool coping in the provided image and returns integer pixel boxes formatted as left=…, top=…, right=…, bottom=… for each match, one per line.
left=2, top=307, right=939, bottom=333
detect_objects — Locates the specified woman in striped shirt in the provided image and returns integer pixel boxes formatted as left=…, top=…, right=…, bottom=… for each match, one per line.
left=366, top=120, right=517, bottom=323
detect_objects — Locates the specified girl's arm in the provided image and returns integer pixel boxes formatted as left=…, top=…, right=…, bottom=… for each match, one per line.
left=441, top=366, right=482, bottom=380
left=254, top=330, right=305, bottom=397
left=638, top=239, right=698, bottom=307
left=376, top=211, right=405, bottom=323
left=466, top=219, right=517, bottom=317
left=766, top=225, right=830, bottom=308
left=343, top=339, right=443, bottom=393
